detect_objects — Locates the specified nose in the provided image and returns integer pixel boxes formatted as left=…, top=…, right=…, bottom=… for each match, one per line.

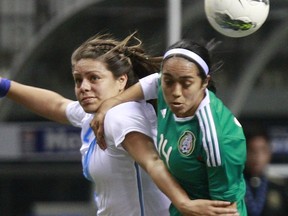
left=80, top=79, right=91, bottom=92
left=172, top=83, right=181, bottom=97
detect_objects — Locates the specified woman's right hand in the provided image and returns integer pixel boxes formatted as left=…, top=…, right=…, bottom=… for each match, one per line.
left=179, top=199, right=239, bottom=216
left=90, top=97, right=123, bottom=150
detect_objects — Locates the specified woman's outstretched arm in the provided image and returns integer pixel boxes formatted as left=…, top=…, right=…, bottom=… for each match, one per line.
left=1, top=77, right=72, bottom=124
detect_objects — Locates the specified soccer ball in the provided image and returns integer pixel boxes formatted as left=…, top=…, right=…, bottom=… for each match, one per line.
left=204, top=0, right=270, bottom=38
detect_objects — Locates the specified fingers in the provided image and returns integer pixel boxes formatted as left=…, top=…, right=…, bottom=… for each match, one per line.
left=220, top=213, right=239, bottom=216
left=210, top=201, right=238, bottom=213
left=97, top=125, right=106, bottom=150
left=180, top=199, right=239, bottom=216
left=90, top=114, right=107, bottom=150
left=212, top=201, right=238, bottom=215
left=212, top=200, right=233, bottom=207
left=208, top=207, right=239, bottom=216
left=97, top=136, right=107, bottom=150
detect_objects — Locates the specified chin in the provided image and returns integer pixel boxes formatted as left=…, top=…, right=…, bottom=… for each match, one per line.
left=174, top=109, right=190, bottom=118
left=174, top=112, right=186, bottom=118
left=82, top=104, right=99, bottom=113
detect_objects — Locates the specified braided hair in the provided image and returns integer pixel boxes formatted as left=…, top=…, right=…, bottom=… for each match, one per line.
left=71, top=32, right=162, bottom=89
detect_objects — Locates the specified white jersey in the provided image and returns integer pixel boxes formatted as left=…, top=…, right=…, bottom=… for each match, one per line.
left=66, top=101, right=170, bottom=216
left=139, top=72, right=159, bottom=100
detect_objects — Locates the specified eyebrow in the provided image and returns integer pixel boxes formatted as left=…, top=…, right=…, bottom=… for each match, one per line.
left=73, top=70, right=100, bottom=76
left=162, top=72, right=195, bottom=80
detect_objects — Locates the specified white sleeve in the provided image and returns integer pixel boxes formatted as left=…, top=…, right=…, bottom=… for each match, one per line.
left=65, top=101, right=86, bottom=127
left=104, top=101, right=156, bottom=148
left=139, top=73, right=160, bottom=100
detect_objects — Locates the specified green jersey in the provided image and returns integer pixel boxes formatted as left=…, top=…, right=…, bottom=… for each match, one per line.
left=157, top=87, right=247, bottom=216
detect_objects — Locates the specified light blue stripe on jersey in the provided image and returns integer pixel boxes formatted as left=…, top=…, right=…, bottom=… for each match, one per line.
left=83, top=127, right=93, bottom=143
left=83, top=139, right=97, bottom=182
left=134, top=162, right=145, bottom=216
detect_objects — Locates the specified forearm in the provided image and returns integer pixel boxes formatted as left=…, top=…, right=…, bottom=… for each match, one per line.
left=115, top=82, right=144, bottom=103
left=148, top=162, right=239, bottom=215
left=96, top=82, right=144, bottom=117
left=123, top=133, right=238, bottom=215
left=146, top=159, right=191, bottom=211
left=123, top=132, right=189, bottom=210
left=6, top=81, right=71, bottom=123
left=121, top=72, right=160, bottom=102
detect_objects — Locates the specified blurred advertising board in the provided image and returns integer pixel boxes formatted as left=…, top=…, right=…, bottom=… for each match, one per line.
left=0, top=122, right=81, bottom=161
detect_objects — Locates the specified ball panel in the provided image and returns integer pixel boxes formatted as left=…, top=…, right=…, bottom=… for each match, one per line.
left=205, top=0, right=270, bottom=38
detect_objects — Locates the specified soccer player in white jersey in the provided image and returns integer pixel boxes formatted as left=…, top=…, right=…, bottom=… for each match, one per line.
left=0, top=33, right=240, bottom=216
left=92, top=39, right=247, bottom=216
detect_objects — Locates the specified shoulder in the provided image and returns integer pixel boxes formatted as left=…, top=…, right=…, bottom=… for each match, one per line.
left=106, top=101, right=155, bottom=120
left=104, top=101, right=156, bottom=132
left=199, top=90, right=237, bottom=123
left=207, top=90, right=226, bottom=111
left=66, top=101, right=88, bottom=127
left=104, top=101, right=157, bottom=147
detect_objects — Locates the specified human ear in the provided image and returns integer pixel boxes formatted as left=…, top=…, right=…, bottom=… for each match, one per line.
left=202, top=75, right=210, bottom=89
left=118, top=74, right=128, bottom=91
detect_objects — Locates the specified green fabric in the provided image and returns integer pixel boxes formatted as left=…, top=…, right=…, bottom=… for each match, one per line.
left=157, top=86, right=247, bottom=216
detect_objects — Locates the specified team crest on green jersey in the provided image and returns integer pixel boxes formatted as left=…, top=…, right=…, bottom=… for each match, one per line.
left=178, top=131, right=195, bottom=156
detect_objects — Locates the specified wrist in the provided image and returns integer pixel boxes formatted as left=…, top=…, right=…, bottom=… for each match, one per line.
left=173, top=196, right=192, bottom=213
left=0, top=78, right=11, bottom=98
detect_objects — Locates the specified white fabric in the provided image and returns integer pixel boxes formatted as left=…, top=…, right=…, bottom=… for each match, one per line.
left=163, top=48, right=209, bottom=75
left=66, top=101, right=94, bottom=157
left=66, top=101, right=170, bottom=216
left=139, top=73, right=159, bottom=100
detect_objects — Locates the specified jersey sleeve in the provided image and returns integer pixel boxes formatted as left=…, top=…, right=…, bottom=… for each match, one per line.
left=197, top=94, right=246, bottom=202
left=139, top=73, right=160, bottom=100
left=65, top=101, right=86, bottom=127
left=206, top=131, right=246, bottom=202
left=104, top=101, right=156, bottom=149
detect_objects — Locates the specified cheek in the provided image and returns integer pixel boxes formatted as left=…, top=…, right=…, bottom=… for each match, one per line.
left=98, top=83, right=119, bottom=99
left=74, top=87, right=80, bottom=99
left=182, top=88, right=197, bottom=101
left=162, top=85, right=169, bottom=95
left=185, top=85, right=203, bottom=100
left=162, top=85, right=172, bottom=100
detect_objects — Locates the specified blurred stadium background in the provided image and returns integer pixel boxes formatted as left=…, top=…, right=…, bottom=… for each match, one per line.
left=0, top=0, right=287, bottom=215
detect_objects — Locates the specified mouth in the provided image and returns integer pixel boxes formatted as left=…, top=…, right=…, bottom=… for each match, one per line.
left=170, top=102, right=184, bottom=109
left=81, top=96, right=96, bottom=105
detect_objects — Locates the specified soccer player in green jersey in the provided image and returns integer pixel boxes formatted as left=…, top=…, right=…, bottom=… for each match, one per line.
left=92, top=39, right=247, bottom=216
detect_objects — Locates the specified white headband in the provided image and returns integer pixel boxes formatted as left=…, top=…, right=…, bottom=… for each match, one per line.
left=163, top=48, right=209, bottom=75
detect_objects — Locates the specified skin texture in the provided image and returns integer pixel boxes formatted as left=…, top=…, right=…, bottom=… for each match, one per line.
left=73, top=59, right=127, bottom=113
left=161, top=57, right=209, bottom=117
